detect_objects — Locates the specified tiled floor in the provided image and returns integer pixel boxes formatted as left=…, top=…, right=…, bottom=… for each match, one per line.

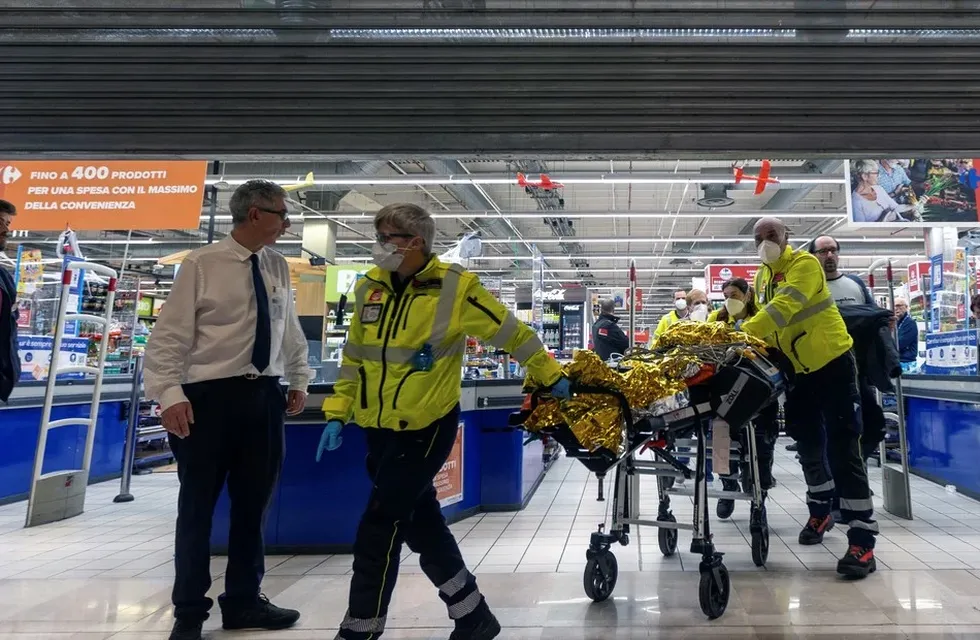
left=3, top=441, right=980, bottom=638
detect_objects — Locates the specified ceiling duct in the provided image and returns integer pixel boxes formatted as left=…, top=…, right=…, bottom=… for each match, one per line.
left=697, top=184, right=735, bottom=208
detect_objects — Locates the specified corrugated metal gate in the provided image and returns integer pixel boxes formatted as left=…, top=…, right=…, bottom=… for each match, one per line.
left=3, top=1, right=980, bottom=158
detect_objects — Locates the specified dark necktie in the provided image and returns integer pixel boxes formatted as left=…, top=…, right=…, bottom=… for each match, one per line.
left=249, top=254, right=271, bottom=374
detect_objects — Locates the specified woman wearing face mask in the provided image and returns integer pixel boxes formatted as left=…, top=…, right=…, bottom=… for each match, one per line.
left=705, top=278, right=779, bottom=519
left=708, top=278, right=759, bottom=329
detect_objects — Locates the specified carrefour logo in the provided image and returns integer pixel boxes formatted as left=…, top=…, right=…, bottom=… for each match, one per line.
left=1, top=165, right=22, bottom=185
left=720, top=268, right=733, bottom=279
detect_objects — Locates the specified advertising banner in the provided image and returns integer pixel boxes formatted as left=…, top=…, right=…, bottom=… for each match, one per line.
left=0, top=160, right=208, bottom=231
left=704, top=264, right=759, bottom=300
left=17, top=335, right=89, bottom=382
left=845, top=158, right=980, bottom=227
left=930, top=254, right=945, bottom=291
left=924, top=330, right=978, bottom=376
left=435, top=423, right=464, bottom=507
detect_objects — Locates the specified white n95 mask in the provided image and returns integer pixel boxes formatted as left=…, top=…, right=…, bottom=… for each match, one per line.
left=757, top=240, right=782, bottom=265
left=724, top=298, right=745, bottom=316
left=674, top=299, right=688, bottom=311
left=372, top=242, right=405, bottom=271
left=690, top=304, right=708, bottom=322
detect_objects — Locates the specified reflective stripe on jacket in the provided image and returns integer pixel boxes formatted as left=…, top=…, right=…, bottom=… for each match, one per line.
left=653, top=310, right=683, bottom=344
left=322, top=256, right=562, bottom=431
left=741, top=246, right=853, bottom=374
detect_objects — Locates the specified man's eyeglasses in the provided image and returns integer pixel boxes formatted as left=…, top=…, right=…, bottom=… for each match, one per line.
left=376, top=232, right=415, bottom=244
left=256, top=207, right=289, bottom=221
left=814, top=248, right=839, bottom=256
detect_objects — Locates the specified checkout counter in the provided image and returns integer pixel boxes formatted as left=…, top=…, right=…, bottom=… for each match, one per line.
left=0, top=377, right=133, bottom=505
left=903, top=374, right=980, bottom=501
left=210, top=378, right=552, bottom=554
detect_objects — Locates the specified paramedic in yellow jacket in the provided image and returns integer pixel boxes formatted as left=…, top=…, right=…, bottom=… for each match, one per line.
left=316, top=204, right=570, bottom=640
left=653, top=289, right=690, bottom=343
left=741, top=217, right=878, bottom=579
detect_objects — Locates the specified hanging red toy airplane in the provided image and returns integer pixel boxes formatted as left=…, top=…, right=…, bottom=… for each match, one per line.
left=516, top=172, right=564, bottom=191
left=732, top=160, right=779, bottom=195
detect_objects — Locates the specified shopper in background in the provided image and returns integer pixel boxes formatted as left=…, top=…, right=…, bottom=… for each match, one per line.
left=317, top=203, right=569, bottom=640
left=707, top=277, right=778, bottom=519
left=743, top=217, right=878, bottom=578
left=894, top=298, right=918, bottom=366
left=686, top=288, right=710, bottom=322
left=592, top=298, right=629, bottom=361
left=145, top=180, right=309, bottom=640
left=972, top=294, right=980, bottom=322
left=811, top=235, right=898, bottom=465
left=653, top=289, right=689, bottom=343
left=0, top=200, right=20, bottom=404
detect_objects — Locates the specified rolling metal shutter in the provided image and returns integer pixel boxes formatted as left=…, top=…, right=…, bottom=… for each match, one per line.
left=3, top=1, right=980, bottom=158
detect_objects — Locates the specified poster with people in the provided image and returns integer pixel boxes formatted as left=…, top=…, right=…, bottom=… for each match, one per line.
left=846, top=159, right=980, bottom=227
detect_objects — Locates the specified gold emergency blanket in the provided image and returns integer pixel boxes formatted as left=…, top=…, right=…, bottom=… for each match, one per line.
left=522, top=321, right=764, bottom=454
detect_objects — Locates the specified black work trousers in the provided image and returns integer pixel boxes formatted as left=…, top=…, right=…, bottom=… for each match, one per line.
left=787, top=351, right=878, bottom=547
left=169, top=376, right=285, bottom=622
left=338, top=405, right=484, bottom=640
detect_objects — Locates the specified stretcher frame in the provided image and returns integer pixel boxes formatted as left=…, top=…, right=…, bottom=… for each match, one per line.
left=512, top=351, right=784, bottom=620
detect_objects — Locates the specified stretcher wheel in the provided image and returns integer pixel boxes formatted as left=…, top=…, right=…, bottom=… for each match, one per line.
left=698, top=563, right=730, bottom=620
left=751, top=528, right=769, bottom=567
left=657, top=514, right=678, bottom=557
left=583, top=552, right=618, bottom=602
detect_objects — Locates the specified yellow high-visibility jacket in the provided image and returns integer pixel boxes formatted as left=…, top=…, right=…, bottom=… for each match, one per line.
left=322, top=257, right=562, bottom=432
left=653, top=310, right=685, bottom=344
left=741, top=246, right=853, bottom=374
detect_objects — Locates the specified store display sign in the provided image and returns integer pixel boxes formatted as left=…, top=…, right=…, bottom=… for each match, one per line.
left=930, top=254, right=944, bottom=291
left=907, top=262, right=929, bottom=296
left=704, top=264, right=759, bottom=300
left=63, top=255, right=85, bottom=338
left=136, top=296, right=154, bottom=318
left=0, top=160, right=207, bottom=231
left=924, top=330, right=978, bottom=376
left=14, top=248, right=44, bottom=295
left=531, top=246, right=544, bottom=335
left=845, top=158, right=980, bottom=227
left=17, top=335, right=89, bottom=382
left=435, top=423, right=464, bottom=507
left=325, top=265, right=370, bottom=303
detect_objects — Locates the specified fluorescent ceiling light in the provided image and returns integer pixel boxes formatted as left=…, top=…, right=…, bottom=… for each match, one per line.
left=329, top=27, right=799, bottom=41
left=336, top=236, right=917, bottom=246
left=206, top=174, right=843, bottom=187
left=322, top=211, right=846, bottom=221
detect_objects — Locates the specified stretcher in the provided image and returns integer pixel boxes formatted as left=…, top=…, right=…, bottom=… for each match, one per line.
left=510, top=344, right=786, bottom=619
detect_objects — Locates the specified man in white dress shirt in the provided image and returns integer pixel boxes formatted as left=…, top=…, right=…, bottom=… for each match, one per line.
left=145, top=180, right=309, bottom=640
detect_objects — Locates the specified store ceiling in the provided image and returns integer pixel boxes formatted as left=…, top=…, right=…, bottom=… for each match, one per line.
left=6, top=158, right=925, bottom=325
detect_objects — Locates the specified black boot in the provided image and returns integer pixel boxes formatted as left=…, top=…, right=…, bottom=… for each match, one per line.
left=221, top=594, right=300, bottom=631
left=716, top=478, right=739, bottom=520
left=449, top=599, right=501, bottom=640
left=169, top=620, right=203, bottom=640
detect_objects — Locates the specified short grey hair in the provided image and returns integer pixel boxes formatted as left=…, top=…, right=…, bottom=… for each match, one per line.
left=854, top=159, right=879, bottom=176
left=599, top=298, right=616, bottom=314
left=229, top=180, right=287, bottom=225
left=374, top=203, right=436, bottom=254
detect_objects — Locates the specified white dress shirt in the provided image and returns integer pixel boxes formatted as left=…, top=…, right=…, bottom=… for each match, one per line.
left=144, top=235, right=310, bottom=411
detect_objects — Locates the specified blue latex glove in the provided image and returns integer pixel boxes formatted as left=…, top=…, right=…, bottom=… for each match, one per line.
left=316, top=420, right=344, bottom=461
left=550, top=376, right=572, bottom=400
